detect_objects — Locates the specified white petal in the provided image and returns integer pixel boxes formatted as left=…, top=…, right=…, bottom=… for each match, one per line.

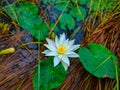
left=46, top=38, right=57, bottom=50
left=54, top=56, right=61, bottom=67
left=69, top=45, right=80, bottom=51
left=60, top=33, right=66, bottom=44
left=42, top=50, right=50, bottom=54
left=45, top=51, right=58, bottom=56
left=55, top=36, right=60, bottom=48
left=62, top=55, right=70, bottom=66
left=67, top=40, right=75, bottom=49
left=44, top=44, right=57, bottom=52
left=58, top=55, right=63, bottom=59
left=66, top=52, right=79, bottom=57
left=64, top=39, right=69, bottom=46
left=61, top=61, right=69, bottom=71
left=46, top=38, right=55, bottom=47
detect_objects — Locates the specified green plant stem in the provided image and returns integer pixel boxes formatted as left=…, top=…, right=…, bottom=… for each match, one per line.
left=37, top=27, right=41, bottom=90
left=37, top=41, right=41, bottom=90
left=37, top=59, right=41, bottom=90
left=17, top=42, right=42, bottom=49
left=112, top=56, right=119, bottom=90
left=115, top=64, right=119, bottom=90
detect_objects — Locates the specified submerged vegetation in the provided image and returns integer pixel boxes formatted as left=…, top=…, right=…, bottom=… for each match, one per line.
left=0, top=0, right=120, bottom=90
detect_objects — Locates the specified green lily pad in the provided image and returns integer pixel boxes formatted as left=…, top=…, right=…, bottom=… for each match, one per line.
left=3, top=1, right=41, bottom=29
left=3, top=1, right=50, bottom=41
left=55, top=4, right=68, bottom=12
left=59, top=13, right=75, bottom=30
left=69, top=6, right=87, bottom=21
left=78, top=43, right=118, bottom=78
left=29, top=23, right=49, bottom=41
left=32, top=57, right=67, bottom=90
left=18, top=15, right=42, bottom=30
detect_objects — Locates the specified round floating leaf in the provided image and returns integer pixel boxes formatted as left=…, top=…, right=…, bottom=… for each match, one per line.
left=3, top=1, right=47, bottom=41
left=3, top=1, right=42, bottom=30
left=78, top=43, right=118, bottom=78
left=3, top=1, right=41, bottom=28
left=19, top=15, right=42, bottom=30
left=54, top=0, right=69, bottom=12
left=55, top=4, right=68, bottom=12
left=15, top=2, right=38, bottom=15
left=32, top=57, right=67, bottom=90
left=69, top=6, right=87, bottom=21
left=59, top=13, right=75, bottom=30
left=29, top=23, right=49, bottom=41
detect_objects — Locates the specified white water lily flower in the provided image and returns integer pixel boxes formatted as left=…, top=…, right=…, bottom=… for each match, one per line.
left=43, top=33, right=80, bottom=71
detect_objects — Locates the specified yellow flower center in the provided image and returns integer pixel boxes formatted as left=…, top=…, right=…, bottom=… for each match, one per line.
left=57, top=45, right=66, bottom=54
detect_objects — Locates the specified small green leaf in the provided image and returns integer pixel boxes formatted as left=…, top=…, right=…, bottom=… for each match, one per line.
left=4, top=2, right=42, bottom=30
left=72, top=0, right=88, bottom=5
left=55, top=4, right=68, bottom=12
left=32, top=57, right=67, bottom=90
left=3, top=1, right=39, bottom=24
left=3, top=1, right=47, bottom=41
left=18, top=15, right=42, bottom=30
left=69, top=6, right=87, bottom=21
left=48, top=23, right=59, bottom=32
left=78, top=43, right=118, bottom=78
left=59, top=13, right=75, bottom=30
left=29, top=23, right=49, bottom=41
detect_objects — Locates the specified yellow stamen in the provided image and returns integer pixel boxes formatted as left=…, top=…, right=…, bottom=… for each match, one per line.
left=58, top=45, right=66, bottom=54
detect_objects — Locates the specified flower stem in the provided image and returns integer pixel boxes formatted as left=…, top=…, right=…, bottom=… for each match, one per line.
left=112, top=56, right=119, bottom=90
left=17, top=42, right=42, bottom=49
